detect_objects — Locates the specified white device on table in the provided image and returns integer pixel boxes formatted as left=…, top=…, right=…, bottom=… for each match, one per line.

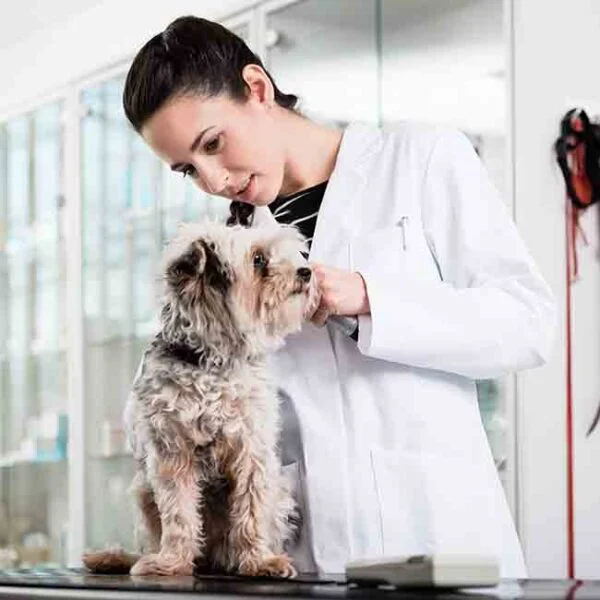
left=345, top=554, right=500, bottom=588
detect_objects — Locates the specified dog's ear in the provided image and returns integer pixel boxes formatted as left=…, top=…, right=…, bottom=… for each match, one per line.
left=201, top=240, right=231, bottom=295
left=166, top=244, right=204, bottom=290
left=166, top=240, right=231, bottom=295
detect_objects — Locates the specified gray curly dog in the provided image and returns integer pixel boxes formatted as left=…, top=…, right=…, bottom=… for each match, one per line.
left=83, top=220, right=319, bottom=577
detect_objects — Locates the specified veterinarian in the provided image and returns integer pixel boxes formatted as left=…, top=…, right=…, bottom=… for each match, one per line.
left=122, top=16, right=556, bottom=578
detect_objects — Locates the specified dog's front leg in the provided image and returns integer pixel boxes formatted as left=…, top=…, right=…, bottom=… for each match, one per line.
left=131, top=469, right=162, bottom=554
left=226, top=446, right=296, bottom=578
left=130, top=451, right=204, bottom=576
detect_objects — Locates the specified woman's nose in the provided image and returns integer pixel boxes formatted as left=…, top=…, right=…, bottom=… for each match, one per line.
left=296, top=267, right=312, bottom=282
left=195, top=163, right=227, bottom=195
left=202, top=171, right=227, bottom=195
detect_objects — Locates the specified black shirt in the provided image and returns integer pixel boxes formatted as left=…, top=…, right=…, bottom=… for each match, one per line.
left=269, top=180, right=359, bottom=341
left=268, top=180, right=328, bottom=254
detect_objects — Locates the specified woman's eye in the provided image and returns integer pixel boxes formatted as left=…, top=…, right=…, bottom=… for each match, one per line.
left=204, top=135, right=221, bottom=154
left=181, top=165, right=196, bottom=179
left=253, top=253, right=267, bottom=269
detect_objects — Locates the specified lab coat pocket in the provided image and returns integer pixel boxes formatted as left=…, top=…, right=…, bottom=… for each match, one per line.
left=350, top=219, right=440, bottom=285
left=370, top=446, right=501, bottom=558
left=350, top=221, right=412, bottom=277
left=281, top=461, right=316, bottom=573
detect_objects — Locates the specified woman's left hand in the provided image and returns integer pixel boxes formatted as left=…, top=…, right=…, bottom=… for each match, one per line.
left=309, top=263, right=370, bottom=327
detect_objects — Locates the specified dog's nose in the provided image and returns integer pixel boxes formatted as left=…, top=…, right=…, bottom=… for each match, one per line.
left=296, top=267, right=312, bottom=282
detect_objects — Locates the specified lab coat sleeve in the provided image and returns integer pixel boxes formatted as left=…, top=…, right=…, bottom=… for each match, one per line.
left=356, top=130, right=557, bottom=379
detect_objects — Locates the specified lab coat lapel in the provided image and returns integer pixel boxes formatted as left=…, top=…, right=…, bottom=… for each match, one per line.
left=252, top=122, right=382, bottom=261
left=309, top=122, right=382, bottom=265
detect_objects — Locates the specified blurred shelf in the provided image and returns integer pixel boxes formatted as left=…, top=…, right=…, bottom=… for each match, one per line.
left=88, top=451, right=132, bottom=460
left=83, top=318, right=159, bottom=346
left=0, top=452, right=66, bottom=469
left=0, top=345, right=67, bottom=362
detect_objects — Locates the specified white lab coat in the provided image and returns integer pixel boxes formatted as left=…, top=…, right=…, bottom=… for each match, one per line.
left=251, top=122, right=556, bottom=578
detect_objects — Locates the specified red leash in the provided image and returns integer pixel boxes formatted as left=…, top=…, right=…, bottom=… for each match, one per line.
left=555, top=107, right=600, bottom=578
left=565, top=199, right=576, bottom=579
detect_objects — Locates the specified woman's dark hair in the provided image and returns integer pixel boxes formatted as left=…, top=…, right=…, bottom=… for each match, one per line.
left=123, top=15, right=298, bottom=133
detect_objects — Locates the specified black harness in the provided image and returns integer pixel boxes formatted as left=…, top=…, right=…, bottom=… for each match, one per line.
left=164, top=341, right=205, bottom=366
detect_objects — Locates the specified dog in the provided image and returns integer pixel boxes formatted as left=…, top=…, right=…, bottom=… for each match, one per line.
left=83, top=220, right=318, bottom=578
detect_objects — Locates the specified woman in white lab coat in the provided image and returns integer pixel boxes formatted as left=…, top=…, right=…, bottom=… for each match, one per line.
left=123, top=16, right=556, bottom=579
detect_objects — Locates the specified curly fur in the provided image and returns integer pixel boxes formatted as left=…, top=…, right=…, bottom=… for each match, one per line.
left=83, top=221, right=318, bottom=578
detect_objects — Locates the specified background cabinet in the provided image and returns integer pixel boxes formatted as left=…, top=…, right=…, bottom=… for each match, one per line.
left=0, top=0, right=510, bottom=568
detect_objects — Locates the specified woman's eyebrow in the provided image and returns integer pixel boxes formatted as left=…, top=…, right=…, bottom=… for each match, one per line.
left=189, top=126, right=215, bottom=152
left=170, top=126, right=215, bottom=170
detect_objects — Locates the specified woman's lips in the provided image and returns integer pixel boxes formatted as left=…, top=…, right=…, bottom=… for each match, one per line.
left=237, top=174, right=256, bottom=203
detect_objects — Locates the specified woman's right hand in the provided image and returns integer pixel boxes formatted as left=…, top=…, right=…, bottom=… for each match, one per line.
left=307, top=263, right=370, bottom=327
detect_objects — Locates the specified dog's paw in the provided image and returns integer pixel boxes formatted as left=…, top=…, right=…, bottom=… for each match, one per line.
left=82, top=549, right=139, bottom=574
left=130, top=553, right=194, bottom=576
left=238, top=553, right=297, bottom=578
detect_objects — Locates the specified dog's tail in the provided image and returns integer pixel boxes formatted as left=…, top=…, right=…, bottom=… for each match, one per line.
left=82, top=548, right=140, bottom=574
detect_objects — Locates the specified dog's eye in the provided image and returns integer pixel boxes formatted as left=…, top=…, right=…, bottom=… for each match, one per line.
left=253, top=252, right=267, bottom=270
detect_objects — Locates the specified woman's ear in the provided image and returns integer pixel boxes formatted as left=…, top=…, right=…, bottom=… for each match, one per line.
left=241, top=64, right=275, bottom=108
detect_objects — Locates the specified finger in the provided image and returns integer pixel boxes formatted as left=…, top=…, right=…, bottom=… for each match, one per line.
left=309, top=262, right=326, bottom=281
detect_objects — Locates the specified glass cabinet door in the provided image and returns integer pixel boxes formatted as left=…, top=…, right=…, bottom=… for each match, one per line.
left=229, top=22, right=251, bottom=46
left=264, top=0, right=379, bottom=126
left=0, top=102, right=68, bottom=567
left=80, top=74, right=229, bottom=552
left=380, top=0, right=507, bottom=194
left=81, top=76, right=146, bottom=550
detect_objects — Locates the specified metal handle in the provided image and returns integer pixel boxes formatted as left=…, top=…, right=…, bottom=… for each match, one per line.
left=327, top=315, right=359, bottom=337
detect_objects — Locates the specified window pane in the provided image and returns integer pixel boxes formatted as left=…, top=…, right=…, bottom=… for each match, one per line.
left=0, top=101, right=67, bottom=567
left=381, top=0, right=506, bottom=194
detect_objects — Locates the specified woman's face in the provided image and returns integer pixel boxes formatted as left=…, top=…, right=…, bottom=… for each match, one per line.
left=141, top=79, right=286, bottom=207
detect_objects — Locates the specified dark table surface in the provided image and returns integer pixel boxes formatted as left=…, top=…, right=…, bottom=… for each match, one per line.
left=0, top=568, right=596, bottom=599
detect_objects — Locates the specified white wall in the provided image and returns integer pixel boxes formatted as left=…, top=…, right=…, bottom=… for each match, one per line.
left=513, top=0, right=600, bottom=580
left=0, top=0, right=256, bottom=115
